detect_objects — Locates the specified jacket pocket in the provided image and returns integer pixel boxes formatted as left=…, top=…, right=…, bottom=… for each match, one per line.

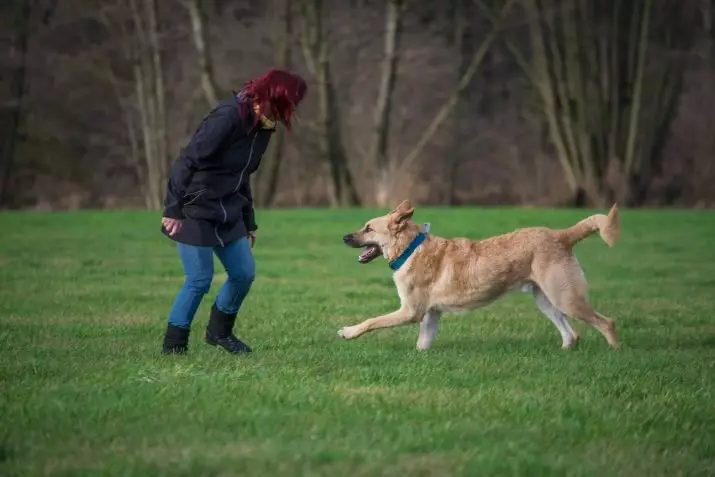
left=182, top=194, right=223, bottom=222
left=183, top=188, right=207, bottom=206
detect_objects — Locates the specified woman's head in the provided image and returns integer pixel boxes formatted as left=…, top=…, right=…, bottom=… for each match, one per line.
left=238, top=68, right=307, bottom=130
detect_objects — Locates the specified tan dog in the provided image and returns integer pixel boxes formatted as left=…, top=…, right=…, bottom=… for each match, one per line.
left=340, top=200, right=620, bottom=350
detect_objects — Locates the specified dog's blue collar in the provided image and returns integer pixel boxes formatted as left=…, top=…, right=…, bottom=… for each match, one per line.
left=389, top=232, right=427, bottom=271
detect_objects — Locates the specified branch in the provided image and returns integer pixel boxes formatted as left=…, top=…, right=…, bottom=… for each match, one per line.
left=183, top=0, right=219, bottom=107
left=297, top=0, right=317, bottom=76
left=623, top=0, right=652, bottom=176
left=398, top=0, right=516, bottom=173
left=370, top=0, right=405, bottom=172
left=522, top=0, right=578, bottom=191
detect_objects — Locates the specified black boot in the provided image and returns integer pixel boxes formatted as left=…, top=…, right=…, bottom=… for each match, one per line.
left=162, top=324, right=190, bottom=355
left=205, top=304, right=252, bottom=354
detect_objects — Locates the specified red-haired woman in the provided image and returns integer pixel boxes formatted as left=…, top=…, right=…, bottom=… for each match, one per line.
left=160, top=68, right=307, bottom=355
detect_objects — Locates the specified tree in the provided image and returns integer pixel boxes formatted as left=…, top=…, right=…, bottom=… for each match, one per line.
left=702, top=0, right=713, bottom=61
left=502, top=0, right=691, bottom=206
left=370, top=0, right=405, bottom=207
left=185, top=0, right=220, bottom=108
left=256, top=0, right=292, bottom=206
left=0, top=0, right=31, bottom=206
left=94, top=0, right=171, bottom=209
left=129, top=0, right=169, bottom=210
left=297, top=0, right=360, bottom=207
left=394, top=0, right=516, bottom=184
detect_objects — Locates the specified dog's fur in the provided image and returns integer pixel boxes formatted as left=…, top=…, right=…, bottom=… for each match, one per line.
left=340, top=200, right=621, bottom=350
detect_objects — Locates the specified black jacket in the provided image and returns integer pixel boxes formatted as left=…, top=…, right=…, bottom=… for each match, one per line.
left=161, top=94, right=273, bottom=247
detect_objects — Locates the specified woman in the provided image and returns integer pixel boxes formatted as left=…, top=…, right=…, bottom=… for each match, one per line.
left=160, top=68, right=307, bottom=355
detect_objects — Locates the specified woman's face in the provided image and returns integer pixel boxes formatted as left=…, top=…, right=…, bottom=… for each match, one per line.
left=254, top=95, right=299, bottom=125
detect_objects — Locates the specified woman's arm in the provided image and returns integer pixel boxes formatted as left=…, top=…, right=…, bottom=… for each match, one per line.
left=162, top=106, right=236, bottom=219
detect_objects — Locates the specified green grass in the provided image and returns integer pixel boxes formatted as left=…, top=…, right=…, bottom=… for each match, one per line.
left=1, top=206, right=714, bottom=476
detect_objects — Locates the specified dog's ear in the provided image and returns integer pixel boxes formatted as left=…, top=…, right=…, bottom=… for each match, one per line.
left=392, top=199, right=414, bottom=223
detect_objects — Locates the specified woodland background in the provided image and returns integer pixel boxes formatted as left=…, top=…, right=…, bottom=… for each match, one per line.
left=1, top=0, right=714, bottom=211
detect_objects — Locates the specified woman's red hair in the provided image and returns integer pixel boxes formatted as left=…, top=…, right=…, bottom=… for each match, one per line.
left=236, top=68, right=307, bottom=130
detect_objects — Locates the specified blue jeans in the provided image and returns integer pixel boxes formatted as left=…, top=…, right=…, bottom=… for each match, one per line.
left=168, top=237, right=255, bottom=329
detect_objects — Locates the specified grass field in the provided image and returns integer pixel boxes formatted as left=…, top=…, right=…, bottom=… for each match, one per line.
left=1, top=206, right=714, bottom=476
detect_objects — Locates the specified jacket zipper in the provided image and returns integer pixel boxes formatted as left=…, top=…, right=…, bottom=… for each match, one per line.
left=234, top=132, right=258, bottom=193
left=213, top=224, right=225, bottom=247
left=214, top=131, right=258, bottom=247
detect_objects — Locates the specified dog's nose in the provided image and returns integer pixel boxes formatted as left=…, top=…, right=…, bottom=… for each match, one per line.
left=343, top=233, right=353, bottom=243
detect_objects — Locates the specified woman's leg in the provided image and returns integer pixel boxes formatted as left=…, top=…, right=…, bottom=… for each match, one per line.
left=213, top=236, right=256, bottom=314
left=163, top=243, right=214, bottom=354
left=167, top=243, right=215, bottom=329
left=204, top=236, right=255, bottom=354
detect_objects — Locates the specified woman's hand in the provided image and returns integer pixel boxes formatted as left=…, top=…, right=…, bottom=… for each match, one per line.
left=248, top=231, right=256, bottom=248
left=162, top=217, right=183, bottom=236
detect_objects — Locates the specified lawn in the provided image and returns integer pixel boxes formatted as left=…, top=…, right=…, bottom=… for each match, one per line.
left=1, top=206, right=714, bottom=476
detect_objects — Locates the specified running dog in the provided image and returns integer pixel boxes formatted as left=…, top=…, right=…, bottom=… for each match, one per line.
left=340, top=200, right=620, bottom=350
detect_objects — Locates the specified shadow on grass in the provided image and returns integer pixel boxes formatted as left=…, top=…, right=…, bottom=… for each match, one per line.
left=0, top=442, right=13, bottom=463
left=619, top=334, right=715, bottom=351
left=409, top=335, right=566, bottom=352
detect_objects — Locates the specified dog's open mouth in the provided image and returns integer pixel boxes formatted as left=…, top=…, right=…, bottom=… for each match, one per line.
left=358, top=245, right=382, bottom=264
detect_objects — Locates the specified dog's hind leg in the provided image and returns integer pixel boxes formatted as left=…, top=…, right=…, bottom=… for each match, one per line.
left=338, top=306, right=422, bottom=341
left=416, top=309, right=442, bottom=350
left=561, top=299, right=618, bottom=349
left=533, top=286, right=580, bottom=349
left=537, top=261, right=619, bottom=349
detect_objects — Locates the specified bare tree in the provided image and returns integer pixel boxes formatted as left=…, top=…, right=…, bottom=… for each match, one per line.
left=90, top=1, right=147, bottom=207
left=394, top=0, right=516, bottom=182
left=185, top=0, right=220, bottom=107
left=443, top=0, right=468, bottom=205
left=503, top=0, right=688, bottom=206
left=702, top=0, right=713, bottom=61
left=297, top=0, right=360, bottom=206
left=0, top=0, right=31, bottom=206
left=4, top=0, right=714, bottom=210
left=256, top=0, right=292, bottom=206
left=371, top=0, right=405, bottom=207
left=129, top=0, right=169, bottom=209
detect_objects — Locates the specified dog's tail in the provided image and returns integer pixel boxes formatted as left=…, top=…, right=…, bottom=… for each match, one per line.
left=556, top=204, right=620, bottom=248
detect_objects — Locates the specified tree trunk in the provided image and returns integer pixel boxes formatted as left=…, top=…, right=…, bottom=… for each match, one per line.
left=133, top=61, right=161, bottom=210
left=371, top=0, right=404, bottom=207
left=510, top=0, right=681, bottom=207
left=622, top=0, right=651, bottom=188
left=444, top=0, right=468, bottom=205
left=257, top=0, right=292, bottom=206
left=147, top=0, right=168, bottom=198
left=704, top=0, right=713, bottom=61
left=129, top=0, right=168, bottom=210
left=123, top=107, right=150, bottom=208
left=186, top=0, right=220, bottom=107
left=0, top=0, right=31, bottom=207
left=298, top=0, right=360, bottom=206
left=318, top=45, right=360, bottom=206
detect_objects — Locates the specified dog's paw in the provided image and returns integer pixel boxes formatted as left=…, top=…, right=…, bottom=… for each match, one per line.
left=338, top=326, right=358, bottom=340
left=561, top=334, right=581, bottom=350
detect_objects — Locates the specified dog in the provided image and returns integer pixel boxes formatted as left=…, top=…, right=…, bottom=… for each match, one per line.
left=340, top=200, right=620, bottom=350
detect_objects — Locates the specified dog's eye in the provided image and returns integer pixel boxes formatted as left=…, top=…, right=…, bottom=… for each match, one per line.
left=364, top=225, right=372, bottom=233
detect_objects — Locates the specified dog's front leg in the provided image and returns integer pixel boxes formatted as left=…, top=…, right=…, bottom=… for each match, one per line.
left=416, top=309, right=442, bottom=350
left=338, top=306, right=421, bottom=340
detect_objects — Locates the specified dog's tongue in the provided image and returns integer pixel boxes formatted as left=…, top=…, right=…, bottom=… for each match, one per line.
left=358, top=245, right=379, bottom=263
